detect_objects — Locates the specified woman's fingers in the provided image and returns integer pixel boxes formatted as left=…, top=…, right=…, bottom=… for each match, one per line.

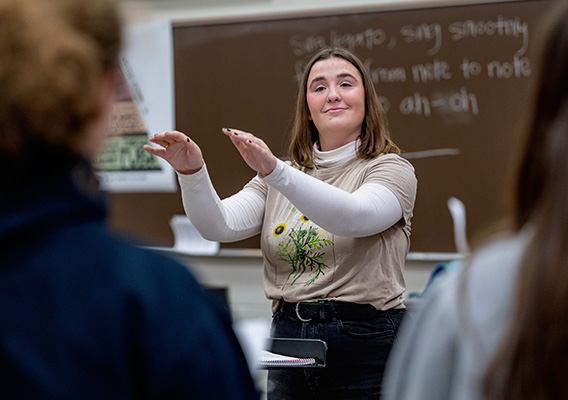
left=142, top=143, right=164, bottom=156
left=222, top=127, right=255, bottom=141
left=222, top=128, right=239, bottom=142
left=147, top=135, right=168, bottom=148
left=145, top=130, right=191, bottom=153
left=222, top=127, right=264, bottom=147
left=143, top=130, right=204, bottom=174
left=144, top=131, right=191, bottom=161
left=151, top=130, right=189, bottom=148
left=222, top=127, right=276, bottom=176
left=224, top=128, right=258, bottom=151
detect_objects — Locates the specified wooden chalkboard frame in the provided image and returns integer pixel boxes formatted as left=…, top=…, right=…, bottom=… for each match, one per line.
left=109, top=0, right=552, bottom=252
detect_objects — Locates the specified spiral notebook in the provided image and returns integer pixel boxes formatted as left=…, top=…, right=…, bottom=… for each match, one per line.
left=258, top=350, right=317, bottom=368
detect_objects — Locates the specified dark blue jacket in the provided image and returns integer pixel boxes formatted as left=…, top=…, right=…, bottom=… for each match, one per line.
left=0, top=162, right=259, bottom=399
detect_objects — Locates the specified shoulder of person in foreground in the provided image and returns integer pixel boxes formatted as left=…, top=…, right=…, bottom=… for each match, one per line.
left=383, top=229, right=530, bottom=400
left=90, top=229, right=260, bottom=399
left=382, top=262, right=462, bottom=400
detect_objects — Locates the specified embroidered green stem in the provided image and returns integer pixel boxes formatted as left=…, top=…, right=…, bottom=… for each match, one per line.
left=277, top=226, right=333, bottom=288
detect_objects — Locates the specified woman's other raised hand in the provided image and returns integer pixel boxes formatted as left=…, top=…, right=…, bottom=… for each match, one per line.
left=143, top=130, right=204, bottom=175
left=222, top=127, right=277, bottom=176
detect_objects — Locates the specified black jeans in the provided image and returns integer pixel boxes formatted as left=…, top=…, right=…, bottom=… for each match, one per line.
left=267, top=306, right=406, bottom=400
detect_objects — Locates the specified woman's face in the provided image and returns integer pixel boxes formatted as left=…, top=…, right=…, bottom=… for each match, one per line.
left=305, top=57, right=366, bottom=151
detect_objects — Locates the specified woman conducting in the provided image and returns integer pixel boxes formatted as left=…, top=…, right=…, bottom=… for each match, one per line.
left=145, top=47, right=417, bottom=399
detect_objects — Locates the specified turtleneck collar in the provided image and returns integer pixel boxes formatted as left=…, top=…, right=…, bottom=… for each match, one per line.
left=313, top=138, right=360, bottom=168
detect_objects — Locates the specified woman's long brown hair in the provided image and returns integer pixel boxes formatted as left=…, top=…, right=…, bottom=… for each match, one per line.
left=482, top=3, right=568, bottom=399
left=288, top=47, right=400, bottom=168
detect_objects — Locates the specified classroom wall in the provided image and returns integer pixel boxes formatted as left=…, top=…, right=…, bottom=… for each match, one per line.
left=123, top=0, right=500, bottom=23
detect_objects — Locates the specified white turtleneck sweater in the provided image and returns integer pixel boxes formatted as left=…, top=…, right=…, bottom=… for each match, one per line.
left=177, top=140, right=403, bottom=242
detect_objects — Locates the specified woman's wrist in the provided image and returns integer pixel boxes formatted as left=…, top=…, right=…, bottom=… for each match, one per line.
left=177, top=161, right=204, bottom=175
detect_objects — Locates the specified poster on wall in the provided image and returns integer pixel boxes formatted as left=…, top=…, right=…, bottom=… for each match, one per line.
left=94, top=19, right=177, bottom=193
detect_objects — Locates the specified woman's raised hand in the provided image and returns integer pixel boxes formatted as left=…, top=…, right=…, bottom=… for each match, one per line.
left=222, top=127, right=277, bottom=176
left=143, top=130, right=204, bottom=175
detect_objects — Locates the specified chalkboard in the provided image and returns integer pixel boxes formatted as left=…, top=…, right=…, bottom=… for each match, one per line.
left=109, top=0, right=552, bottom=252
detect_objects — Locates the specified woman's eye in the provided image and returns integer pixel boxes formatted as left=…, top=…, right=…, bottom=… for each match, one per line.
left=314, top=86, right=325, bottom=92
left=340, top=82, right=353, bottom=87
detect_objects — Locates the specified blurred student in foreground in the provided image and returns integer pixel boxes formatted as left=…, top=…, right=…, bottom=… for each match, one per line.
left=383, top=2, right=568, bottom=399
left=0, top=0, right=258, bottom=398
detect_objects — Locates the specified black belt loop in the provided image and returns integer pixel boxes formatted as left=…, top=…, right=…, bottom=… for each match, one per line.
left=327, top=300, right=337, bottom=322
left=319, top=300, right=327, bottom=320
